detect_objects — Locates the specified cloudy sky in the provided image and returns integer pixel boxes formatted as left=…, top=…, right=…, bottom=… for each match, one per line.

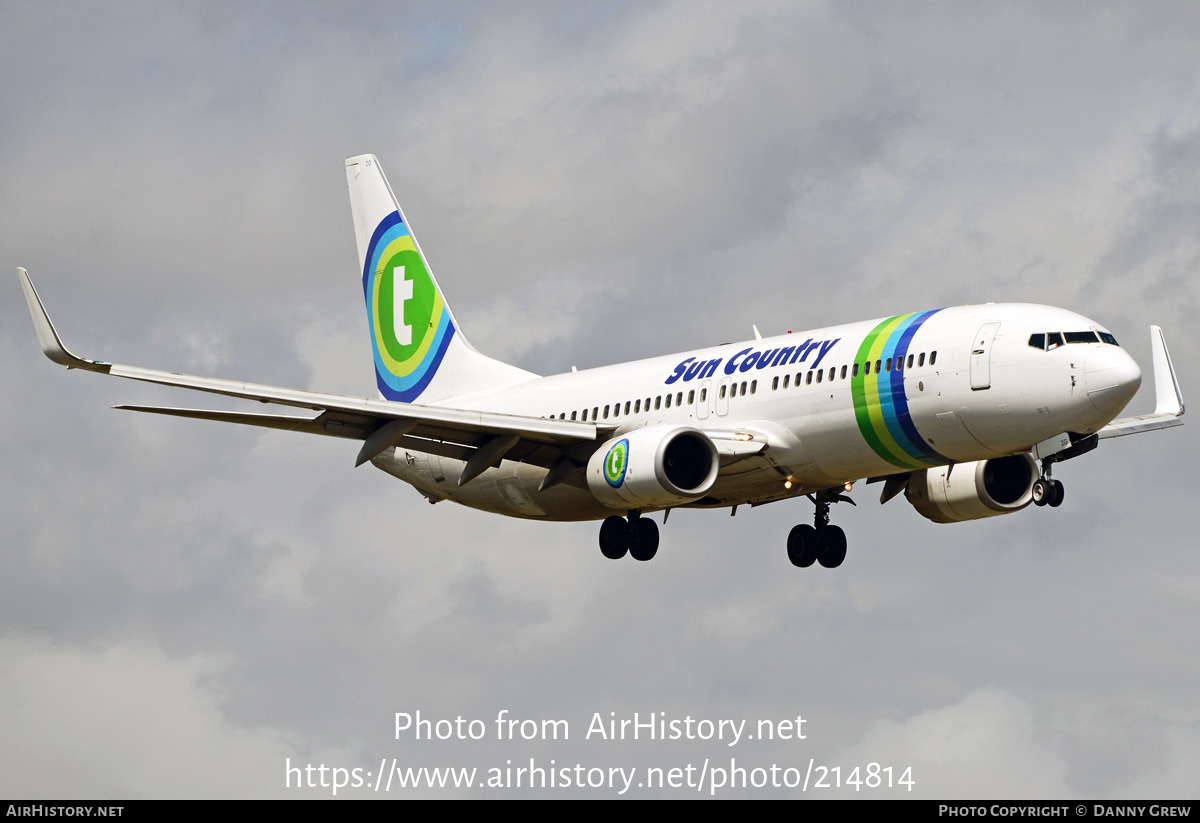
left=2, top=0, right=1198, bottom=798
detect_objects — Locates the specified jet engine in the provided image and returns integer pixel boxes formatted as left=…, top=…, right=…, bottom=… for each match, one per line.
left=905, top=454, right=1037, bottom=523
left=587, top=425, right=719, bottom=509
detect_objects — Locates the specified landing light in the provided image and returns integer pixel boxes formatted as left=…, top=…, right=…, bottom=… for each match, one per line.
left=844, top=482, right=853, bottom=492
left=733, top=432, right=754, bottom=441
left=784, top=480, right=793, bottom=490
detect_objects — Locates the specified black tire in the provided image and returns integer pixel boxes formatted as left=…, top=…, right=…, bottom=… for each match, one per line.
left=599, top=516, right=629, bottom=559
left=1048, top=479, right=1064, bottom=508
left=818, top=525, right=847, bottom=568
left=629, top=518, right=659, bottom=561
left=787, top=524, right=818, bottom=568
left=1032, top=478, right=1049, bottom=507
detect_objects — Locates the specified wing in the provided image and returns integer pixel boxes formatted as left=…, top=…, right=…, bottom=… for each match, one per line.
left=18, top=268, right=603, bottom=484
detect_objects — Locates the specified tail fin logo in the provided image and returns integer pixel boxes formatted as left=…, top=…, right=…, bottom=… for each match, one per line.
left=363, top=212, right=455, bottom=402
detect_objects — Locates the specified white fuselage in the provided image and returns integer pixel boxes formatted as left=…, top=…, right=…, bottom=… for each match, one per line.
left=371, top=303, right=1141, bottom=520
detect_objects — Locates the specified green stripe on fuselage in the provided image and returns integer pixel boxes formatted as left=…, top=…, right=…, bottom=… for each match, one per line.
left=850, top=314, right=924, bottom=469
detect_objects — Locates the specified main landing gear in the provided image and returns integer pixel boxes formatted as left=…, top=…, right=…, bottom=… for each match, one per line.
left=787, top=490, right=854, bottom=569
left=599, top=512, right=660, bottom=561
left=1031, top=464, right=1065, bottom=508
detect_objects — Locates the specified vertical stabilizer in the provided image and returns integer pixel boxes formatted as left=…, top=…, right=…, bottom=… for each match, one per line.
left=345, top=154, right=536, bottom=403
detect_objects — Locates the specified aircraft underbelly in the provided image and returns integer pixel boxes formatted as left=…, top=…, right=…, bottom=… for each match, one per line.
left=372, top=447, right=614, bottom=521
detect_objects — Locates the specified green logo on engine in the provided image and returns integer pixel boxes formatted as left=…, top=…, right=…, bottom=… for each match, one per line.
left=604, top=439, right=629, bottom=488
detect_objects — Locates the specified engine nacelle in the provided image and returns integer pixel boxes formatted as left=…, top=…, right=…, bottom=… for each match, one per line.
left=905, top=455, right=1037, bottom=524
left=587, top=425, right=719, bottom=509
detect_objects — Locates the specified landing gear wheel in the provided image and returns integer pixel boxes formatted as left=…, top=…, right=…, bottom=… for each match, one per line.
left=787, top=524, right=818, bottom=568
left=1032, top=478, right=1050, bottom=507
left=1048, top=479, right=1064, bottom=508
left=599, top=516, right=629, bottom=559
left=817, top=525, right=847, bottom=568
left=629, top=518, right=660, bottom=562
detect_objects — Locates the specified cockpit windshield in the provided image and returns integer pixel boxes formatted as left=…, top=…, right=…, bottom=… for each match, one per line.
left=1028, top=331, right=1119, bottom=350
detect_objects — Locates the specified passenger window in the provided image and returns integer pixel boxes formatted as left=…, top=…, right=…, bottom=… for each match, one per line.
left=852, top=363, right=859, bottom=378
left=875, top=359, right=882, bottom=374
left=655, top=396, right=661, bottom=410
left=806, top=371, right=813, bottom=385
left=829, top=367, right=835, bottom=381
left=700, top=388, right=707, bottom=402
left=582, top=409, right=588, bottom=421
left=593, top=407, right=599, bottom=420
left=783, top=374, right=790, bottom=389
left=624, top=401, right=631, bottom=415
left=688, top=390, right=695, bottom=405
left=571, top=411, right=577, bottom=421
left=773, top=376, right=779, bottom=391
left=730, top=383, right=737, bottom=398
left=677, top=392, right=683, bottom=406
left=864, top=361, right=871, bottom=375
left=750, top=381, right=756, bottom=394
left=719, top=385, right=727, bottom=399
left=665, top=393, right=672, bottom=408
left=918, top=352, right=925, bottom=367
left=816, top=369, right=823, bottom=383
left=603, top=405, right=610, bottom=419
left=929, top=351, right=937, bottom=365
left=635, top=399, right=641, bottom=413
left=840, top=365, right=847, bottom=379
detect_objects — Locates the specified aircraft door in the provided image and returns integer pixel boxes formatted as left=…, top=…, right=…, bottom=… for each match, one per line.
left=970, top=322, right=1001, bottom=390
left=716, top=378, right=730, bottom=416
left=696, top=380, right=711, bottom=420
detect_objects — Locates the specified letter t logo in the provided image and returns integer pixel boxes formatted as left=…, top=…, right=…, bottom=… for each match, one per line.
left=393, top=265, right=414, bottom=346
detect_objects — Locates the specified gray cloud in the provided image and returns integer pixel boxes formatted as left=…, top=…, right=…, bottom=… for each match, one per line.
left=2, top=0, right=1197, bottom=798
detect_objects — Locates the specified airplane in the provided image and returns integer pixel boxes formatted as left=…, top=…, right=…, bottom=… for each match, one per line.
left=18, top=154, right=1186, bottom=569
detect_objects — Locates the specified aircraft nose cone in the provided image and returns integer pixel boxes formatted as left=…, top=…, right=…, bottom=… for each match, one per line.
left=1085, top=345, right=1141, bottom=417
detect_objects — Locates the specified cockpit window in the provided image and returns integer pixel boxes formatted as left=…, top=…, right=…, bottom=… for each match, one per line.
left=1034, top=330, right=1119, bottom=350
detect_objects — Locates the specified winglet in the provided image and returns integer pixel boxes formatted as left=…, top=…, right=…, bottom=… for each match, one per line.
left=1097, top=325, right=1184, bottom=439
left=17, top=268, right=110, bottom=371
left=1151, top=325, right=1184, bottom=417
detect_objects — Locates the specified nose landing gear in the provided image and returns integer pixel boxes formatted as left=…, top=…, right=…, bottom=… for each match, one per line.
left=1032, top=457, right=1065, bottom=508
left=1031, top=433, right=1097, bottom=509
left=787, top=490, right=854, bottom=569
left=1032, top=473, right=1064, bottom=508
